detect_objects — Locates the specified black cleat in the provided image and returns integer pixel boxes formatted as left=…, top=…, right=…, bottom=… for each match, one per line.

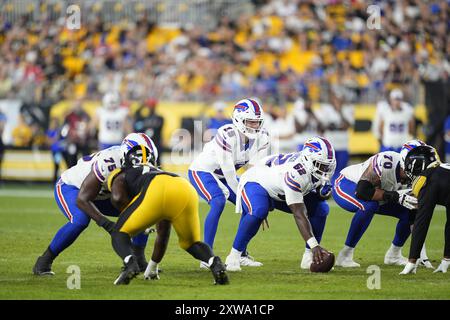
left=210, top=256, right=229, bottom=285
left=33, top=256, right=55, bottom=276
left=114, top=256, right=140, bottom=285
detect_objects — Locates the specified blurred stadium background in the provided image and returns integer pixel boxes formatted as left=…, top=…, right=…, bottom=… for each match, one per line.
left=0, top=0, right=448, bottom=183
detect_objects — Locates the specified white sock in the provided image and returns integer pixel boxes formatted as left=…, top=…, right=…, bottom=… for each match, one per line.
left=420, top=245, right=428, bottom=260
left=341, top=245, right=354, bottom=256
left=304, top=248, right=311, bottom=254
left=389, top=244, right=402, bottom=255
left=230, top=247, right=242, bottom=258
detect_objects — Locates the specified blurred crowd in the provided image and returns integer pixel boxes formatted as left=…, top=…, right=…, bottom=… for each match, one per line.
left=0, top=0, right=448, bottom=105
left=0, top=0, right=449, bottom=182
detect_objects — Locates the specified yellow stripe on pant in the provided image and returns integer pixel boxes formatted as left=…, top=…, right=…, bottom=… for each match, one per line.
left=118, top=175, right=201, bottom=250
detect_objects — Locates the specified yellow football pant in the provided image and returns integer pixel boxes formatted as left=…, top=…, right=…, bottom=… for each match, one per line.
left=117, top=175, right=201, bottom=250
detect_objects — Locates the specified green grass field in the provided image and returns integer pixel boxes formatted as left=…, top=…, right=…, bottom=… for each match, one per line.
left=0, top=186, right=449, bottom=300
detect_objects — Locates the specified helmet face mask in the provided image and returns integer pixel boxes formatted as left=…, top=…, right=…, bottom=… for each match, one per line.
left=301, top=137, right=336, bottom=183
left=400, top=139, right=426, bottom=170
left=120, top=133, right=158, bottom=167
left=124, top=145, right=153, bottom=167
left=404, top=145, right=438, bottom=179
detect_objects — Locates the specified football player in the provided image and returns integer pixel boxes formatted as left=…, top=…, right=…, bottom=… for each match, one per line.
left=92, top=91, right=132, bottom=150
left=225, top=137, right=335, bottom=271
left=373, top=89, right=415, bottom=153
left=332, top=141, right=426, bottom=267
left=400, top=146, right=450, bottom=274
left=188, top=98, right=270, bottom=268
left=105, top=149, right=229, bottom=285
left=32, top=133, right=156, bottom=275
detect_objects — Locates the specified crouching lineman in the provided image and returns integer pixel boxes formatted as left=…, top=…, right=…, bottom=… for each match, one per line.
left=332, top=141, right=429, bottom=267
left=33, top=133, right=155, bottom=275
left=189, top=98, right=270, bottom=268
left=105, top=146, right=229, bottom=285
left=225, top=137, right=335, bottom=271
left=400, top=146, right=450, bottom=274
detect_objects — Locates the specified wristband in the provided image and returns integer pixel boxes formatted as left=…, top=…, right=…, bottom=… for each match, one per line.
left=307, top=237, right=319, bottom=249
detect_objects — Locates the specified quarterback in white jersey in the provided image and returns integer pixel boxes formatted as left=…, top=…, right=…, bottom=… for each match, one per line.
left=225, top=137, right=336, bottom=271
left=33, top=133, right=157, bottom=276
left=332, top=144, right=431, bottom=268
left=93, top=91, right=132, bottom=150
left=188, top=98, right=270, bottom=268
left=373, top=89, right=415, bottom=153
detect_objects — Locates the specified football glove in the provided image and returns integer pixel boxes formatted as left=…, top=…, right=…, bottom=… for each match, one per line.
left=397, top=189, right=417, bottom=210
left=318, top=182, right=332, bottom=200
left=433, top=259, right=450, bottom=273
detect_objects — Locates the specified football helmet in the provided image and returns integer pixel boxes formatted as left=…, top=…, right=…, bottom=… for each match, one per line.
left=400, top=139, right=427, bottom=169
left=102, top=91, right=120, bottom=110
left=404, top=145, right=439, bottom=179
left=120, top=133, right=158, bottom=167
left=300, top=137, right=336, bottom=182
left=232, top=98, right=265, bottom=139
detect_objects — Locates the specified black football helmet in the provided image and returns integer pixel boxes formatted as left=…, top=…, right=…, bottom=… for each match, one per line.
left=403, top=145, right=438, bottom=179
left=123, top=144, right=155, bottom=167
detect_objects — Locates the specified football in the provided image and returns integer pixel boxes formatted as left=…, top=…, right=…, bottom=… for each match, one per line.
left=310, top=252, right=335, bottom=273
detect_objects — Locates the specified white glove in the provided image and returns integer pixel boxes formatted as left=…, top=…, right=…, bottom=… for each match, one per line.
left=433, top=259, right=450, bottom=273
left=399, top=261, right=418, bottom=275
left=397, top=189, right=417, bottom=210
left=144, top=260, right=160, bottom=280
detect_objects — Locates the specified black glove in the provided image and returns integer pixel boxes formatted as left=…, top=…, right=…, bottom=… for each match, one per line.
left=97, top=216, right=115, bottom=234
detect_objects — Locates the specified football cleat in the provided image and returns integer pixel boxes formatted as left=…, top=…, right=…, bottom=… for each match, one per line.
left=210, top=256, right=229, bottom=285
left=433, top=259, right=450, bottom=273
left=225, top=254, right=242, bottom=272
left=240, top=252, right=263, bottom=267
left=300, top=250, right=312, bottom=270
left=33, top=256, right=55, bottom=276
left=114, top=255, right=140, bottom=285
left=399, top=261, right=418, bottom=275
left=418, top=258, right=434, bottom=269
left=336, top=250, right=361, bottom=268
left=384, top=250, right=408, bottom=266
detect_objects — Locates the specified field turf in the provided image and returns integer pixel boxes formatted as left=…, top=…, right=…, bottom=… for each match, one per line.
left=0, top=186, right=449, bottom=300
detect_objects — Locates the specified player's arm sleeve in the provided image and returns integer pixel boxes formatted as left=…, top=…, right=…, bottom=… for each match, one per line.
left=92, top=160, right=108, bottom=184
left=283, top=170, right=305, bottom=206
left=214, top=129, right=239, bottom=192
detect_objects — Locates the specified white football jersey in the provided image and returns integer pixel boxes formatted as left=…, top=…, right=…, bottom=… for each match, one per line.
left=236, top=152, right=322, bottom=212
left=60, top=146, right=123, bottom=200
left=340, top=151, right=402, bottom=192
left=189, top=124, right=271, bottom=176
left=376, top=101, right=414, bottom=148
left=97, top=107, right=129, bottom=144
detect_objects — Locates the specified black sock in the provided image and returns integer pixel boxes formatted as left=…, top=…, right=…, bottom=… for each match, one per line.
left=42, top=247, right=57, bottom=261
left=111, top=231, right=133, bottom=261
left=131, top=245, right=146, bottom=258
left=186, top=242, right=214, bottom=263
